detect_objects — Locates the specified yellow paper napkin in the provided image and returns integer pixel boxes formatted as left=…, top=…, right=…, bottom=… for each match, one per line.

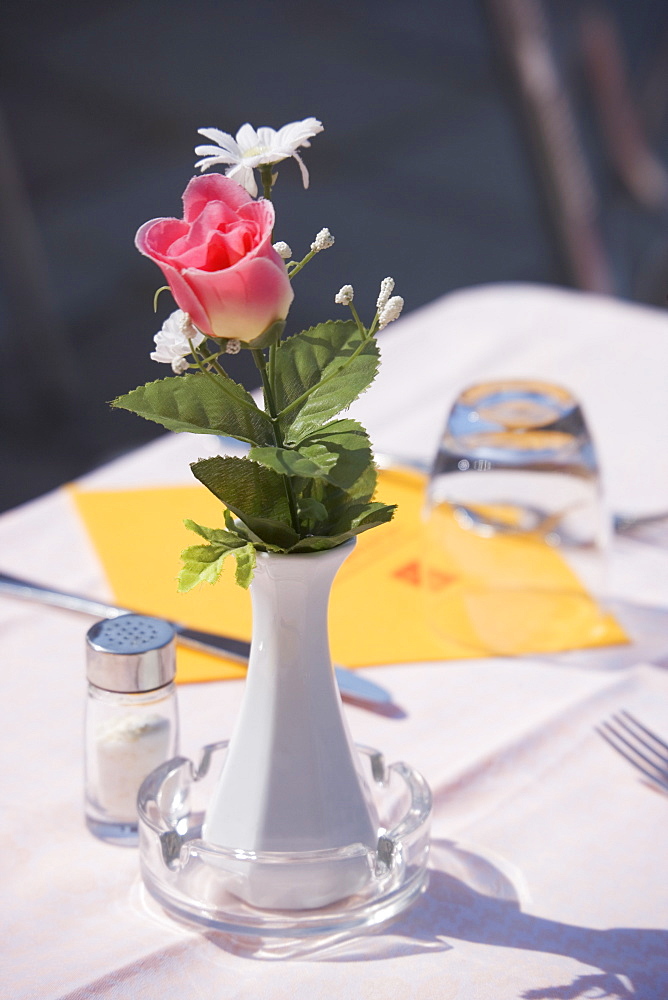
left=69, top=467, right=626, bottom=683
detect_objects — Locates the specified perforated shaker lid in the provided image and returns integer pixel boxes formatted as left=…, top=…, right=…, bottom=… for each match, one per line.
left=86, top=615, right=176, bottom=692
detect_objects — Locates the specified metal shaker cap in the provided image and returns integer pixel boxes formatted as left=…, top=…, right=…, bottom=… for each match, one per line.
left=86, top=615, right=176, bottom=692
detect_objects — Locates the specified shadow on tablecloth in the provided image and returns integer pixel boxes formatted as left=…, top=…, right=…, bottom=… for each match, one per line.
left=199, top=838, right=667, bottom=999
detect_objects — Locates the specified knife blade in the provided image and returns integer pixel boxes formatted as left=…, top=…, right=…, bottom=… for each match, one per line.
left=0, top=570, right=392, bottom=705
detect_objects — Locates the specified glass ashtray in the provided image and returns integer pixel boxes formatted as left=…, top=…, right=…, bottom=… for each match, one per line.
left=137, top=742, right=432, bottom=941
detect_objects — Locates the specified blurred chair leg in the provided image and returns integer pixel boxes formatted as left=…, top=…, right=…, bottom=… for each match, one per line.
left=579, top=6, right=668, bottom=213
left=480, top=0, right=616, bottom=295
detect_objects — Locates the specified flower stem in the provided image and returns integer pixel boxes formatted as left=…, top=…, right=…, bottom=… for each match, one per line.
left=368, top=311, right=380, bottom=337
left=196, top=341, right=231, bottom=378
left=269, top=341, right=279, bottom=391
left=287, top=248, right=317, bottom=280
left=349, top=302, right=367, bottom=340
left=260, top=164, right=274, bottom=202
left=252, top=348, right=301, bottom=535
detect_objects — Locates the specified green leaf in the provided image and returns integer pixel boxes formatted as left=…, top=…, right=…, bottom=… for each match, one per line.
left=178, top=543, right=236, bottom=591
left=112, top=374, right=272, bottom=446
left=331, top=498, right=394, bottom=535
left=312, top=463, right=378, bottom=533
left=287, top=502, right=396, bottom=553
left=250, top=419, right=373, bottom=492
left=179, top=519, right=257, bottom=589
left=350, top=501, right=397, bottom=530
left=178, top=540, right=257, bottom=591
left=297, top=418, right=372, bottom=490
left=297, top=497, right=328, bottom=524
left=248, top=445, right=338, bottom=479
left=347, top=462, right=378, bottom=503
left=314, top=475, right=389, bottom=536
left=183, top=518, right=246, bottom=546
left=288, top=535, right=354, bottom=553
left=290, top=504, right=396, bottom=552
left=273, top=321, right=380, bottom=441
left=190, top=455, right=300, bottom=549
left=233, top=544, right=256, bottom=588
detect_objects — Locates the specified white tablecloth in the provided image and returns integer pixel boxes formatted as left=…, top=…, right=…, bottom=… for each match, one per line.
left=1, top=284, right=667, bottom=999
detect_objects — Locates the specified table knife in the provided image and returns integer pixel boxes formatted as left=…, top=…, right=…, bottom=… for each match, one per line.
left=0, top=570, right=392, bottom=705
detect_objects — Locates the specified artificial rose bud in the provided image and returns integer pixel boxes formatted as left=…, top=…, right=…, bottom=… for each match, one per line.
left=135, top=174, right=294, bottom=344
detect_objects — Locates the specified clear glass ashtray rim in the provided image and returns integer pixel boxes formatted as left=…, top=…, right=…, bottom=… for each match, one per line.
left=136, top=742, right=433, bottom=938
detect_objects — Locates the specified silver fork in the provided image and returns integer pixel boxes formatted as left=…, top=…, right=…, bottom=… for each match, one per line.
left=598, top=710, right=668, bottom=794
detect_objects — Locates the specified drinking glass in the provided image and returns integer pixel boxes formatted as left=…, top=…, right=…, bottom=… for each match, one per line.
left=423, top=379, right=614, bottom=657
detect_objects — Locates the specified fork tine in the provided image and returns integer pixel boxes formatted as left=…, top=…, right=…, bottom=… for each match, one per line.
left=611, top=714, right=668, bottom=777
left=620, top=710, right=668, bottom=756
left=604, top=716, right=668, bottom=774
left=597, top=721, right=668, bottom=793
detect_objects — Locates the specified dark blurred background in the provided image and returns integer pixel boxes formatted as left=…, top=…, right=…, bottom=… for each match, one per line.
left=2, top=0, right=668, bottom=511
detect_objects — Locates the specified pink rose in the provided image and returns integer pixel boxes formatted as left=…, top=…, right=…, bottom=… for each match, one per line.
left=135, top=174, right=294, bottom=343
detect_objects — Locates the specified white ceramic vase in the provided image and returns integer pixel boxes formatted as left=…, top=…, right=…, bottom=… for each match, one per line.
left=202, top=538, right=380, bottom=910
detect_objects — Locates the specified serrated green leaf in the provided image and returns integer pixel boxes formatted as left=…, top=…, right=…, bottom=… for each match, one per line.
left=298, top=497, right=328, bottom=523
left=350, top=502, right=397, bottom=530
left=329, top=497, right=394, bottom=535
left=352, top=462, right=378, bottom=501
left=248, top=445, right=338, bottom=479
left=310, top=463, right=378, bottom=533
left=287, top=502, right=395, bottom=552
left=233, top=545, right=256, bottom=588
left=178, top=543, right=236, bottom=591
left=179, top=537, right=257, bottom=590
left=273, top=321, right=380, bottom=441
left=190, top=455, right=299, bottom=549
left=288, top=535, right=354, bottom=553
left=250, top=419, right=373, bottom=493
left=217, top=512, right=287, bottom=553
left=297, top=418, right=372, bottom=490
left=183, top=518, right=246, bottom=547
left=112, top=373, right=272, bottom=445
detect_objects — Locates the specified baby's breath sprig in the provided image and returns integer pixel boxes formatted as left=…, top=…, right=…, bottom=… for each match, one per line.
left=335, top=276, right=404, bottom=339
left=272, top=241, right=293, bottom=260
left=334, top=284, right=368, bottom=339
left=368, top=277, right=403, bottom=335
left=287, top=228, right=335, bottom=280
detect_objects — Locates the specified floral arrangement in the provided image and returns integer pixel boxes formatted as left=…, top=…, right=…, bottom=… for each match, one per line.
left=113, top=118, right=404, bottom=589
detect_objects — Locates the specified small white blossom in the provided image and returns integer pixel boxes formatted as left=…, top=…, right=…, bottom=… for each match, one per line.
left=376, top=276, right=395, bottom=312
left=378, top=295, right=404, bottom=329
left=225, top=339, right=241, bottom=355
left=334, top=284, right=354, bottom=306
left=273, top=241, right=292, bottom=259
left=150, top=310, right=204, bottom=373
left=195, top=117, right=324, bottom=198
left=310, top=228, right=335, bottom=252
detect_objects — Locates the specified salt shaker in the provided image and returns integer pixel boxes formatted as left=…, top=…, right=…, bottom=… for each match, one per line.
left=84, top=614, right=179, bottom=845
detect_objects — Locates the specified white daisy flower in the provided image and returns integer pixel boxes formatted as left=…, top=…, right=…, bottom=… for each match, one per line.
left=150, top=310, right=204, bottom=374
left=195, top=118, right=324, bottom=198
